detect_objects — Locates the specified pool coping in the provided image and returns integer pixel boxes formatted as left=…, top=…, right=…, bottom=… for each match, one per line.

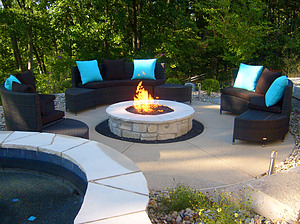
left=0, top=131, right=151, bottom=224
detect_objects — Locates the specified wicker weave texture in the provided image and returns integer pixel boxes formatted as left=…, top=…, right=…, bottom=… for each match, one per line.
left=42, top=118, right=89, bottom=139
left=154, top=84, right=192, bottom=103
left=0, top=85, right=42, bottom=131
left=232, top=80, right=293, bottom=144
left=1, top=84, right=89, bottom=139
left=233, top=109, right=289, bottom=143
left=65, top=88, right=95, bottom=113
left=220, top=94, right=249, bottom=115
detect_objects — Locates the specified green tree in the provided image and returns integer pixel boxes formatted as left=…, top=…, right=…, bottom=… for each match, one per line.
left=197, top=0, right=271, bottom=66
left=260, top=0, right=300, bottom=73
left=0, top=0, right=298, bottom=93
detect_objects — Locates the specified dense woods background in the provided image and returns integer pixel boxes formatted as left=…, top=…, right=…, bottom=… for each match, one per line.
left=0, top=0, right=299, bottom=93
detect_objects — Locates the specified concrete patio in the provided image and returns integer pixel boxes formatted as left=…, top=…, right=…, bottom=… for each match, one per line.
left=1, top=100, right=299, bottom=223
left=66, top=101, right=295, bottom=191
left=63, top=100, right=299, bottom=221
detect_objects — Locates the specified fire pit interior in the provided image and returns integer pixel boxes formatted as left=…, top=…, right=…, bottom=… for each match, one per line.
left=126, top=81, right=174, bottom=115
left=125, top=104, right=174, bottom=115
left=106, top=81, right=196, bottom=141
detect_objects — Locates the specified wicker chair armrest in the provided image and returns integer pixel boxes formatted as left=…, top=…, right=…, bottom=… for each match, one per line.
left=38, top=93, right=55, bottom=113
left=38, top=93, right=54, bottom=98
left=0, top=84, right=43, bottom=131
left=281, top=79, right=293, bottom=116
left=71, top=66, right=81, bottom=88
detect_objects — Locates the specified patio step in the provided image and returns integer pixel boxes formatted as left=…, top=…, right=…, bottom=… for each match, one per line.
left=223, top=166, right=300, bottom=222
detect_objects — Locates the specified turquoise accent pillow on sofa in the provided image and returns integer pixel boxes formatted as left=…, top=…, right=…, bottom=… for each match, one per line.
left=5, top=75, right=21, bottom=90
left=265, top=76, right=288, bottom=107
left=76, top=60, right=103, bottom=85
left=233, top=63, right=263, bottom=91
left=131, top=59, right=157, bottom=80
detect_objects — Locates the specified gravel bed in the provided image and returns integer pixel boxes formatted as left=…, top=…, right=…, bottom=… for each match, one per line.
left=53, top=93, right=66, bottom=110
left=147, top=190, right=291, bottom=224
left=0, top=91, right=299, bottom=223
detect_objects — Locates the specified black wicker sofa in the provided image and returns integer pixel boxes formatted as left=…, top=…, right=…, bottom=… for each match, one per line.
left=220, top=66, right=293, bottom=145
left=66, top=59, right=166, bottom=114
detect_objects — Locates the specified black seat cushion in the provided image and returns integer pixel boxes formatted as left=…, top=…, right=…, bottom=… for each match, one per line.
left=103, top=59, right=126, bottom=80
left=255, top=68, right=282, bottom=95
left=79, top=79, right=164, bottom=89
left=248, top=96, right=282, bottom=113
left=42, top=110, right=65, bottom=125
left=221, top=87, right=264, bottom=101
left=39, top=94, right=55, bottom=104
left=133, top=79, right=165, bottom=86
left=79, top=80, right=129, bottom=88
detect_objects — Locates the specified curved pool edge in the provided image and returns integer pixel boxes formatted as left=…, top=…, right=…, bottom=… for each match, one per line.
left=0, top=147, right=88, bottom=197
left=0, top=131, right=151, bottom=224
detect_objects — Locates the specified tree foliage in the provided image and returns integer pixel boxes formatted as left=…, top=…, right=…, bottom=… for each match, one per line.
left=0, top=0, right=299, bottom=93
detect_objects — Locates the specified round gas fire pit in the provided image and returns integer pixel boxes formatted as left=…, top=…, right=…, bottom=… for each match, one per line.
left=106, top=100, right=195, bottom=141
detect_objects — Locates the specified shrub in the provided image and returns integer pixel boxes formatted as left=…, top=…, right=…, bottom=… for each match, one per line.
left=161, top=184, right=212, bottom=212
left=166, top=77, right=182, bottom=85
left=158, top=183, right=254, bottom=223
left=219, top=81, right=232, bottom=89
left=201, top=79, right=220, bottom=95
left=35, top=72, right=72, bottom=94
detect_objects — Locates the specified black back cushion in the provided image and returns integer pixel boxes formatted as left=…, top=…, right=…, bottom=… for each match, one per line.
left=15, top=70, right=36, bottom=92
left=103, top=59, right=126, bottom=80
left=255, top=68, right=282, bottom=95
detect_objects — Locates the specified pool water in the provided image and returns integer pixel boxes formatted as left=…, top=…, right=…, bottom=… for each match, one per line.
left=0, top=170, right=83, bottom=224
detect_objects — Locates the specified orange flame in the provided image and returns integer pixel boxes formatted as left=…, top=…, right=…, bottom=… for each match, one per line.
left=134, top=81, right=158, bottom=113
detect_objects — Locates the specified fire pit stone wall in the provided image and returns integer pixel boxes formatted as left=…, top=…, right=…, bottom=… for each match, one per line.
left=106, top=100, right=195, bottom=141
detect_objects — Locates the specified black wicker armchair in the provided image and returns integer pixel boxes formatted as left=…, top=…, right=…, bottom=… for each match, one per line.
left=220, top=66, right=293, bottom=145
left=232, top=79, right=293, bottom=146
left=0, top=84, right=89, bottom=139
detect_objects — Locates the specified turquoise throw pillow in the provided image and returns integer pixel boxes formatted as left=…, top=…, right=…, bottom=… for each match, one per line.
left=4, top=75, right=21, bottom=90
left=76, top=60, right=103, bottom=85
left=233, top=63, right=263, bottom=91
left=265, top=76, right=288, bottom=107
left=131, top=59, right=157, bottom=80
